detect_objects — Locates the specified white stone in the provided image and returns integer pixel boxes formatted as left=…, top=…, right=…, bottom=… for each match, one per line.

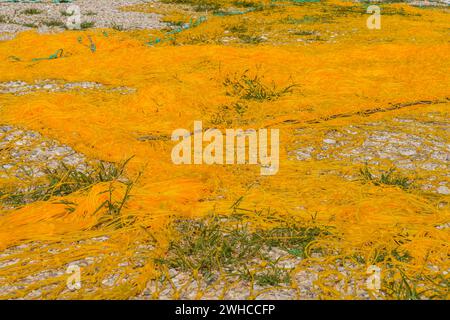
left=437, top=186, right=450, bottom=195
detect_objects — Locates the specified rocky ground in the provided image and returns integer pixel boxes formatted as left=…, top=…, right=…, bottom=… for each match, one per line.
left=0, top=0, right=165, bottom=41
left=292, top=112, right=450, bottom=195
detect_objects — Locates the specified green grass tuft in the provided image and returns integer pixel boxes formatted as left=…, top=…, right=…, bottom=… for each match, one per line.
left=0, top=157, right=132, bottom=209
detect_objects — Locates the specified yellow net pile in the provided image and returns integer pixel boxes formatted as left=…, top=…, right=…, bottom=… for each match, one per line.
left=0, top=0, right=448, bottom=299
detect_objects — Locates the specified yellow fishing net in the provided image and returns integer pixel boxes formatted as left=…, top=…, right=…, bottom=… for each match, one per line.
left=0, top=0, right=448, bottom=299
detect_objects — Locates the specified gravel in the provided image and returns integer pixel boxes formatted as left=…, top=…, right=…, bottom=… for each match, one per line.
left=0, top=124, right=88, bottom=181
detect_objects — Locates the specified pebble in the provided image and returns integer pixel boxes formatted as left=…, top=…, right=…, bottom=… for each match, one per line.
left=437, top=186, right=450, bottom=195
